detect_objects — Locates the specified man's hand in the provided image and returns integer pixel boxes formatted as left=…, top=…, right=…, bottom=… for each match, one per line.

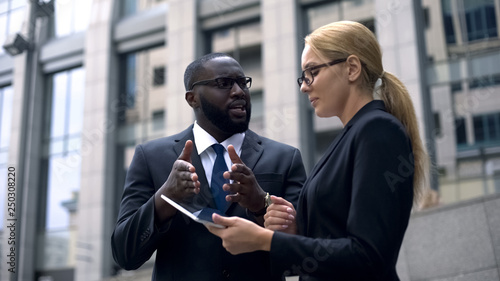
left=223, top=145, right=266, bottom=213
left=154, top=140, right=200, bottom=222
left=161, top=140, right=200, bottom=201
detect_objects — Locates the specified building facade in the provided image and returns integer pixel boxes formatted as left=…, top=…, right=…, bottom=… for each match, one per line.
left=0, top=0, right=498, bottom=280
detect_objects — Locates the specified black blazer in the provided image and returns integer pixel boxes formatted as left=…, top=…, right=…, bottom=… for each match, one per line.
left=270, top=100, right=414, bottom=281
left=111, top=126, right=306, bottom=281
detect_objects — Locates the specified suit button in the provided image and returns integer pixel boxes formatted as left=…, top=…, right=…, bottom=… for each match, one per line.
left=222, top=269, right=230, bottom=278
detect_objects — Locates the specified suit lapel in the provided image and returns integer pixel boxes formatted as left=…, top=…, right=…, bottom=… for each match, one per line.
left=240, top=130, right=263, bottom=170
left=306, top=101, right=385, bottom=184
left=307, top=125, right=351, bottom=181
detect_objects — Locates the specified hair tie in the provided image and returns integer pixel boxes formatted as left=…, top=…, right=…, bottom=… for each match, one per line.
left=380, top=70, right=385, bottom=78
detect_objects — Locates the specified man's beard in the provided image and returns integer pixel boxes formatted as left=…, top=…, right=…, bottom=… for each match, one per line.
left=200, top=95, right=251, bottom=134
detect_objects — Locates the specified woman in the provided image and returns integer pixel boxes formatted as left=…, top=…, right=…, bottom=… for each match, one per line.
left=208, top=21, right=429, bottom=281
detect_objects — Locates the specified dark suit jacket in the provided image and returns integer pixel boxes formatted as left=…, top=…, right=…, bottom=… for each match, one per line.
left=111, top=126, right=306, bottom=281
left=270, top=100, right=414, bottom=281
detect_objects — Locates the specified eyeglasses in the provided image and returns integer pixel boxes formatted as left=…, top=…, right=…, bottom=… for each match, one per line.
left=297, top=58, right=347, bottom=87
left=190, top=77, right=252, bottom=91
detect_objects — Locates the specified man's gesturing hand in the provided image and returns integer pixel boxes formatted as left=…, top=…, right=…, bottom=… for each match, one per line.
left=154, top=140, right=200, bottom=222
left=162, top=140, right=200, bottom=201
left=223, top=145, right=266, bottom=213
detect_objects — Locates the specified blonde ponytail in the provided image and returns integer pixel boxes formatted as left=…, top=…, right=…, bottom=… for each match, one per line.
left=379, top=72, right=430, bottom=206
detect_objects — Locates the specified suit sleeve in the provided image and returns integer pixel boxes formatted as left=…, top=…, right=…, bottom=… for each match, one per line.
left=269, top=117, right=414, bottom=280
left=111, top=145, right=171, bottom=270
left=283, top=148, right=307, bottom=209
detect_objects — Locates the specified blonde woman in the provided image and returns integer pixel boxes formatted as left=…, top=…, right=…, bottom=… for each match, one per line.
left=208, top=21, right=429, bottom=281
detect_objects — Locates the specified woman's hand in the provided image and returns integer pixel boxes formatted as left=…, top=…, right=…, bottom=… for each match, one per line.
left=264, top=196, right=297, bottom=235
left=207, top=214, right=273, bottom=255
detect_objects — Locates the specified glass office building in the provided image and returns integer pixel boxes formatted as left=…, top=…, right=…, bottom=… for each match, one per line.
left=0, top=0, right=499, bottom=280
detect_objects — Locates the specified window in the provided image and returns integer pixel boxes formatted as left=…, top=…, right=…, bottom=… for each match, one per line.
left=115, top=47, right=168, bottom=237
left=473, top=115, right=485, bottom=143
left=469, top=74, right=500, bottom=90
left=473, top=113, right=500, bottom=146
left=463, top=0, right=497, bottom=42
left=0, top=86, right=14, bottom=230
left=54, top=0, right=92, bottom=37
left=433, top=112, right=442, bottom=138
left=121, top=0, right=168, bottom=17
left=125, top=54, right=137, bottom=108
left=152, top=110, right=164, bottom=131
left=442, top=0, right=456, bottom=44
left=455, top=117, right=467, bottom=146
left=122, top=0, right=137, bottom=17
left=38, top=68, right=85, bottom=270
left=117, top=46, right=167, bottom=147
left=0, top=0, right=26, bottom=55
left=451, top=81, right=463, bottom=93
left=423, top=7, right=430, bottom=29
left=153, top=66, right=165, bottom=86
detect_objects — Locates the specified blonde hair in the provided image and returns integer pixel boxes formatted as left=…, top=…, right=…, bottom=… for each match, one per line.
left=305, top=21, right=430, bottom=206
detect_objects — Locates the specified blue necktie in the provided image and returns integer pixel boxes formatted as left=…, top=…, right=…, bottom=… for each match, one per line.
left=211, top=144, right=229, bottom=211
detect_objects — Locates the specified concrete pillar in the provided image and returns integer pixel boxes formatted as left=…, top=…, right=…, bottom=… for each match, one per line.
left=261, top=0, right=302, bottom=149
left=165, top=0, right=197, bottom=136
left=75, top=0, right=117, bottom=280
left=3, top=2, right=50, bottom=280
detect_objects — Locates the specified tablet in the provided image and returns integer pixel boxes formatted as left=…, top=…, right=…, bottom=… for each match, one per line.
left=160, top=194, right=226, bottom=229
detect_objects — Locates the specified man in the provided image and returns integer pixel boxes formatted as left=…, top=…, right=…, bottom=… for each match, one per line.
left=111, top=53, right=306, bottom=281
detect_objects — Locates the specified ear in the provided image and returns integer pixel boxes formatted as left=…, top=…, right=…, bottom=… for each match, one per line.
left=345, top=55, right=363, bottom=82
left=185, top=90, right=199, bottom=109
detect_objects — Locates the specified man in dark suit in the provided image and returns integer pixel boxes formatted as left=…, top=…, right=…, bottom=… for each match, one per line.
left=111, top=53, right=306, bottom=280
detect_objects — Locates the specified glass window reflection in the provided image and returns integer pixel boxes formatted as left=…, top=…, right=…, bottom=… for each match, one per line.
left=46, top=154, right=81, bottom=230
left=44, top=68, right=85, bottom=231
left=54, top=0, right=91, bottom=37
left=121, top=0, right=168, bottom=17
left=50, top=73, right=68, bottom=139
left=38, top=68, right=85, bottom=270
left=0, top=86, right=14, bottom=230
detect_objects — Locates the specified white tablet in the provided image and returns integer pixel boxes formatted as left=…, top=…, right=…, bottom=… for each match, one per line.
left=160, top=194, right=226, bottom=229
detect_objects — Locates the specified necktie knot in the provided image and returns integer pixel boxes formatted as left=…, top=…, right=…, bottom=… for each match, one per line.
left=212, top=143, right=225, bottom=156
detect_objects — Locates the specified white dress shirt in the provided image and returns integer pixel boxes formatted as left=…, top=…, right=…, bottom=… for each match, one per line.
left=192, top=121, right=245, bottom=187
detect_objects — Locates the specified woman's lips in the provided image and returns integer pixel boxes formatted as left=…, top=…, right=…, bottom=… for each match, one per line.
left=309, top=97, right=318, bottom=107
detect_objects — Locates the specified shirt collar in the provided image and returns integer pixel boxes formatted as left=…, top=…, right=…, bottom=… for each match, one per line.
left=192, top=121, right=245, bottom=155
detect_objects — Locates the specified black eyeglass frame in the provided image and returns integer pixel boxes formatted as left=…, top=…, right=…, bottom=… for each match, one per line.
left=189, top=77, right=252, bottom=91
left=297, top=58, right=347, bottom=87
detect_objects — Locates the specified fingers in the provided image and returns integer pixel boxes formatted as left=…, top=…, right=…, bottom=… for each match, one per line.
left=178, top=140, right=194, bottom=163
left=227, top=145, right=243, bottom=164
left=225, top=192, right=241, bottom=203
left=264, top=196, right=296, bottom=231
left=173, top=160, right=199, bottom=186
left=269, top=195, right=294, bottom=208
left=222, top=163, right=253, bottom=189
left=264, top=204, right=295, bottom=223
left=212, top=213, right=236, bottom=227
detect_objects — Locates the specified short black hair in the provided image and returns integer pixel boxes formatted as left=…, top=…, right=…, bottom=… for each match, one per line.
left=184, top=53, right=233, bottom=91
